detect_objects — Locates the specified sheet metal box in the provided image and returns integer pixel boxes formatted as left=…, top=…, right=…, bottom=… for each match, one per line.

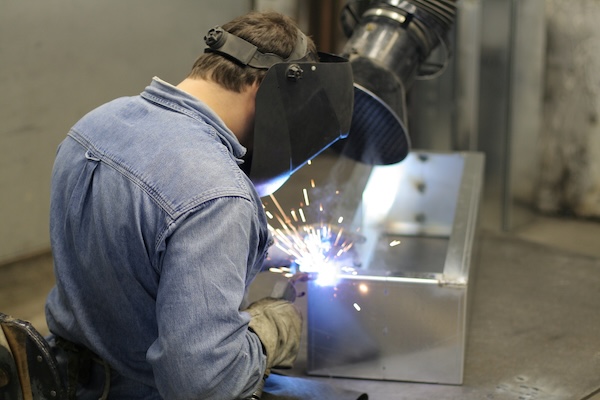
left=305, top=151, right=484, bottom=384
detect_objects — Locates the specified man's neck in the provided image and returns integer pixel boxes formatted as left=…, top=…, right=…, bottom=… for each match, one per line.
left=176, top=78, right=257, bottom=146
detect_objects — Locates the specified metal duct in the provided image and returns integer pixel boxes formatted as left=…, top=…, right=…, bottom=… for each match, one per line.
left=337, top=0, right=458, bottom=165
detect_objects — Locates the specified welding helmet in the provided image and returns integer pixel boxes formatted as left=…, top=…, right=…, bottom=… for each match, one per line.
left=204, top=26, right=354, bottom=196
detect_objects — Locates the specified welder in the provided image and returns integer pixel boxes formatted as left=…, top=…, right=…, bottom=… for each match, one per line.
left=43, top=10, right=353, bottom=400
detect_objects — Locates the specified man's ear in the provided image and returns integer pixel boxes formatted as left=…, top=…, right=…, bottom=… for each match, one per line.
left=250, top=81, right=261, bottom=95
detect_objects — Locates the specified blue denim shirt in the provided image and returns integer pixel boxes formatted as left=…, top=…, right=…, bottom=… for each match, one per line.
left=46, top=77, right=271, bottom=399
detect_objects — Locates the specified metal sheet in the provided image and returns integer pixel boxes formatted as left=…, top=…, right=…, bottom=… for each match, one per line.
left=307, top=278, right=467, bottom=384
left=305, top=151, right=484, bottom=384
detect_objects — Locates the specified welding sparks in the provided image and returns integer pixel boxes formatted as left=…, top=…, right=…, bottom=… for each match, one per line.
left=298, top=208, right=306, bottom=223
left=303, top=188, right=310, bottom=206
left=389, top=240, right=402, bottom=247
left=353, top=303, right=361, bottom=311
left=268, top=267, right=293, bottom=274
left=268, top=194, right=284, bottom=215
left=264, top=187, right=359, bottom=287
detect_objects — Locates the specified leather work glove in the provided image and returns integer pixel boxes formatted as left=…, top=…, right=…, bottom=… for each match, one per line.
left=246, top=298, right=302, bottom=372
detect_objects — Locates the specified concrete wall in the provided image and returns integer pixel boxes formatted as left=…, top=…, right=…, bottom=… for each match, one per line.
left=537, top=0, right=600, bottom=218
left=0, top=0, right=251, bottom=264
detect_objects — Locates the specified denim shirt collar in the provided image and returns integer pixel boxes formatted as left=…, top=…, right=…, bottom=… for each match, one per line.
left=141, top=77, right=247, bottom=161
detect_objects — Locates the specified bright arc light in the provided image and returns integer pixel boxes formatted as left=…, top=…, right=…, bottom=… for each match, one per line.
left=314, top=266, right=338, bottom=286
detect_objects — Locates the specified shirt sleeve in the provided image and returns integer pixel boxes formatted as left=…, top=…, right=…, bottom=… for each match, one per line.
left=147, top=196, right=267, bottom=400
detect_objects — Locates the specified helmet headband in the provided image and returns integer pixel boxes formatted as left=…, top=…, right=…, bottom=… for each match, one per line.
left=204, top=26, right=309, bottom=70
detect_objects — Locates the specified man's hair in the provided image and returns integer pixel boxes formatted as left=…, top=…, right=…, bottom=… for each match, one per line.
left=188, top=11, right=317, bottom=92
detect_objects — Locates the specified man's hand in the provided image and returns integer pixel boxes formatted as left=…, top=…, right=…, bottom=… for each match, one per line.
left=246, top=298, right=302, bottom=371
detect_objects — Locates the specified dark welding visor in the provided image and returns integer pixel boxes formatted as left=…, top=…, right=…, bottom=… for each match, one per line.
left=204, top=26, right=354, bottom=196
left=250, top=53, right=354, bottom=196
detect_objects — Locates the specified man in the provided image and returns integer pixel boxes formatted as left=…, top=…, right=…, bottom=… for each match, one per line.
left=45, top=10, right=353, bottom=400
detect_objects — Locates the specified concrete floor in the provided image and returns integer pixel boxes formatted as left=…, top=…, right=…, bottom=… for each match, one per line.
left=1, top=214, right=599, bottom=400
